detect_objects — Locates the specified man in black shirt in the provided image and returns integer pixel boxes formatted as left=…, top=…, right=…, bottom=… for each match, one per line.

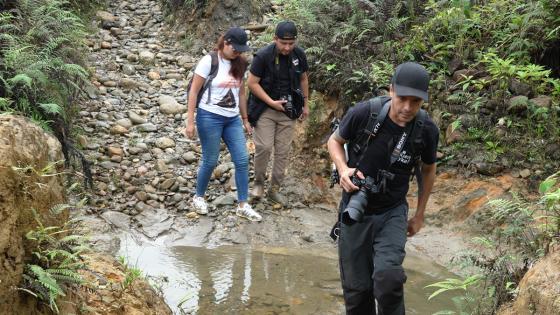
left=327, top=62, right=439, bottom=314
left=247, top=21, right=310, bottom=204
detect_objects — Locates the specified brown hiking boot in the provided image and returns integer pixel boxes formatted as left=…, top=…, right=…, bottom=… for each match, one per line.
left=268, top=186, right=288, bottom=206
left=251, top=184, right=264, bottom=199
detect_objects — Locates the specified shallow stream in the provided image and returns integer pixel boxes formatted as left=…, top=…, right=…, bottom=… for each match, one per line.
left=119, top=235, right=456, bottom=314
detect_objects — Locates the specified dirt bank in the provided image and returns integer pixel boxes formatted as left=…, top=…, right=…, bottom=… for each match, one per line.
left=0, top=115, right=171, bottom=315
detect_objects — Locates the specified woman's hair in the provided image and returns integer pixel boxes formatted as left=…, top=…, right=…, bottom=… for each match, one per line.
left=215, top=35, right=248, bottom=81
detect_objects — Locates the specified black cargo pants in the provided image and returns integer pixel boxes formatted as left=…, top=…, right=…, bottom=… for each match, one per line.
left=338, top=201, right=408, bottom=315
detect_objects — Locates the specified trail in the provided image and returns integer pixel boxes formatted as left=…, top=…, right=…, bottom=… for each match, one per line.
left=78, top=0, right=337, bottom=252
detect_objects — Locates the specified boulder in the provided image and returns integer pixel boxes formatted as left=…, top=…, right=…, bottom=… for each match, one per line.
left=509, top=78, right=531, bottom=96
left=155, top=137, right=176, bottom=149
left=507, top=96, right=529, bottom=114
left=139, top=50, right=155, bottom=64
left=158, top=95, right=186, bottom=115
left=530, top=95, right=552, bottom=108
left=445, top=123, right=466, bottom=145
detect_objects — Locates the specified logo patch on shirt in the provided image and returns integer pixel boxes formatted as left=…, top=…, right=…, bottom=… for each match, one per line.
left=292, top=58, right=299, bottom=66
left=397, top=150, right=412, bottom=164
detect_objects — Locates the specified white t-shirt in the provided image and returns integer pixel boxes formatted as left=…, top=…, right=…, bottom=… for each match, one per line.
left=194, top=53, right=241, bottom=117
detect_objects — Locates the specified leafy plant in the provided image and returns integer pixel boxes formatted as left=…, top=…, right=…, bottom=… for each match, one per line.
left=430, top=172, right=560, bottom=314
left=19, top=207, right=89, bottom=313
left=427, top=275, right=482, bottom=301
left=118, top=256, right=144, bottom=290
left=450, top=119, right=462, bottom=133
left=484, top=141, right=504, bottom=162
left=0, top=0, right=94, bottom=188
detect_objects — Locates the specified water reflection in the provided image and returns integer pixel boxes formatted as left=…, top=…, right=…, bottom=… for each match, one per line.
left=119, top=237, right=455, bottom=315
left=170, top=246, right=344, bottom=314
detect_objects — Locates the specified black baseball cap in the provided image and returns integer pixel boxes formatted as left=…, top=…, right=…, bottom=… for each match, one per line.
left=275, top=21, right=297, bottom=40
left=224, top=27, right=250, bottom=52
left=391, top=62, right=430, bottom=101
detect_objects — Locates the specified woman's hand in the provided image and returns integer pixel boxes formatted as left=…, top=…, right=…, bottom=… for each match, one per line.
left=183, top=120, right=196, bottom=139
left=243, top=119, right=253, bottom=135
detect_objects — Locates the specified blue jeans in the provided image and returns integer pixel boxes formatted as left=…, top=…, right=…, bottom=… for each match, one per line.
left=196, top=108, right=249, bottom=202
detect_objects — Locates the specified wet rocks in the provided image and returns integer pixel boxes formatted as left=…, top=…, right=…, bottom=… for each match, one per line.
left=83, top=0, right=326, bottom=253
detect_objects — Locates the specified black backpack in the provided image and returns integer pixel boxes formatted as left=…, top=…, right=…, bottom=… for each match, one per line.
left=349, top=96, right=428, bottom=190
left=329, top=96, right=428, bottom=241
left=330, top=96, right=428, bottom=187
left=186, top=51, right=219, bottom=107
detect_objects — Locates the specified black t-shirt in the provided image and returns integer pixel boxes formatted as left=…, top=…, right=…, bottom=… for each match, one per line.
left=338, top=99, right=439, bottom=213
left=250, top=46, right=309, bottom=100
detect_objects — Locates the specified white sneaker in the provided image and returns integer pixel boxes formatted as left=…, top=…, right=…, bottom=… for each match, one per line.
left=236, top=203, right=262, bottom=222
left=191, top=196, right=208, bottom=215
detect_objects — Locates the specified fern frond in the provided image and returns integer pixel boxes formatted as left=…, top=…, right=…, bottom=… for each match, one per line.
left=0, top=97, right=13, bottom=110
left=49, top=204, right=71, bottom=215
left=61, top=63, right=88, bottom=78
left=39, top=103, right=63, bottom=115
left=47, top=268, right=83, bottom=284
left=8, top=73, right=33, bottom=88
left=29, top=265, right=65, bottom=296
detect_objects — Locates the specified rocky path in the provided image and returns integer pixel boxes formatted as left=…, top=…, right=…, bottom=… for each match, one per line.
left=77, top=0, right=334, bottom=252
left=76, top=0, right=505, bottom=273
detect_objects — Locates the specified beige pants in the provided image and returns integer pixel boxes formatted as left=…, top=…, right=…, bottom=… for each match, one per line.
left=253, top=107, right=296, bottom=187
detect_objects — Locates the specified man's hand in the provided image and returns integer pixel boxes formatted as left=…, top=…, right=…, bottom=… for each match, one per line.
left=299, top=105, right=309, bottom=121
left=269, top=99, right=287, bottom=112
left=407, top=215, right=424, bottom=237
left=340, top=168, right=362, bottom=193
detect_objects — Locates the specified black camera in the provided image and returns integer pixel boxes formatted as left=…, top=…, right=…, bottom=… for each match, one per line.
left=341, top=170, right=395, bottom=225
left=282, top=94, right=293, bottom=113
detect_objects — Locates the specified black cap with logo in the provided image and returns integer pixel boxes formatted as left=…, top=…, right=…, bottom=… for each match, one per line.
left=224, top=27, right=250, bottom=52
left=275, top=21, right=297, bottom=40
left=391, top=62, right=430, bottom=101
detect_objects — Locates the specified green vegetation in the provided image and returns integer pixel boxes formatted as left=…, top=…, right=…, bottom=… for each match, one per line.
left=266, top=0, right=559, bottom=169
left=19, top=207, right=89, bottom=314
left=117, top=255, right=144, bottom=290
left=0, top=0, right=98, bottom=187
left=427, top=171, right=560, bottom=314
left=0, top=0, right=89, bottom=129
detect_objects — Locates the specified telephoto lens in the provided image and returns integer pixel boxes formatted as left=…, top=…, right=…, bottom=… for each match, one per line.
left=341, top=189, right=368, bottom=224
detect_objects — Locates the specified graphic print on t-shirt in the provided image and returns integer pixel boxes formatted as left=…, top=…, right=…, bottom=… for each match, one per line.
left=213, top=76, right=240, bottom=108
left=216, top=89, right=236, bottom=108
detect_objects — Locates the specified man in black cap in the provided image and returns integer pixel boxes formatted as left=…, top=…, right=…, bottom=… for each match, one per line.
left=247, top=20, right=309, bottom=204
left=327, top=62, right=439, bottom=314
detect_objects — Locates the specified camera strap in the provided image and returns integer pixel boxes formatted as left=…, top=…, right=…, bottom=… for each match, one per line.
left=353, top=97, right=390, bottom=169
left=389, top=121, right=415, bottom=165
left=353, top=97, right=424, bottom=186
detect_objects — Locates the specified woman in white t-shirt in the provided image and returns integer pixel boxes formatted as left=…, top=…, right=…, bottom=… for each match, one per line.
left=183, top=27, right=262, bottom=222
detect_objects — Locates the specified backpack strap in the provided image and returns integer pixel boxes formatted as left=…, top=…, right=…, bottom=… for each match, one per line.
left=408, top=108, right=427, bottom=194
left=203, top=51, right=219, bottom=105
left=351, top=96, right=391, bottom=169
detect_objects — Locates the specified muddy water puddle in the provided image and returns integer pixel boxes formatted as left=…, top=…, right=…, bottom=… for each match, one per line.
left=119, top=237, right=456, bottom=314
